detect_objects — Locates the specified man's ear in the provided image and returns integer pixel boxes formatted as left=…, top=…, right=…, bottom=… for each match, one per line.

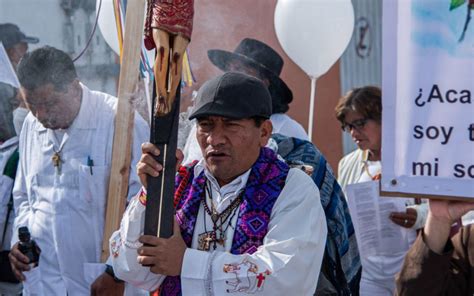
left=259, top=119, right=273, bottom=147
left=68, top=79, right=82, bottom=97
left=71, top=79, right=81, bottom=90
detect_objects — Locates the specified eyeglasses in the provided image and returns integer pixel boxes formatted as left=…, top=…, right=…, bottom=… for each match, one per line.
left=341, top=118, right=368, bottom=133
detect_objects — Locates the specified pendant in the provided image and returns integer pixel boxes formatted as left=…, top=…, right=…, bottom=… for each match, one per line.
left=197, top=231, right=216, bottom=251
left=217, top=233, right=225, bottom=246
left=52, top=152, right=62, bottom=174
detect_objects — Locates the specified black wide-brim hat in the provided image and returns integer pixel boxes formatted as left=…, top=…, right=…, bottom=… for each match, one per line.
left=207, top=38, right=293, bottom=108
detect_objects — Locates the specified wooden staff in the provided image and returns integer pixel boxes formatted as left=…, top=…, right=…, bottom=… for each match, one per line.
left=101, top=0, right=146, bottom=262
left=143, top=0, right=194, bottom=238
left=144, top=91, right=180, bottom=238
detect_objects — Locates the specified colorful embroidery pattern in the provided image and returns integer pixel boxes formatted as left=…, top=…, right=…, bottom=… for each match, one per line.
left=161, top=164, right=204, bottom=296
left=110, top=234, right=121, bottom=258
left=223, top=259, right=271, bottom=293
left=138, top=188, right=147, bottom=206
left=160, top=148, right=288, bottom=296
left=231, top=148, right=288, bottom=255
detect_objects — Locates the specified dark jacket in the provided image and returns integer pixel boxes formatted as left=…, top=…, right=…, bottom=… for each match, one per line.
left=396, top=225, right=474, bottom=296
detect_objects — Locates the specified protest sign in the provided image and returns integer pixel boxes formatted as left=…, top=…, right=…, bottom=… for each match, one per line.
left=381, top=0, right=474, bottom=199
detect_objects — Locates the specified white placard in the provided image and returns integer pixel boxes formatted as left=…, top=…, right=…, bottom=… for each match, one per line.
left=382, top=0, right=474, bottom=198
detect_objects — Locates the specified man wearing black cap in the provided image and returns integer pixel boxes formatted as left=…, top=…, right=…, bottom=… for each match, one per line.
left=110, top=72, right=327, bottom=295
left=0, top=23, right=39, bottom=140
left=0, top=23, right=39, bottom=69
left=180, top=39, right=362, bottom=296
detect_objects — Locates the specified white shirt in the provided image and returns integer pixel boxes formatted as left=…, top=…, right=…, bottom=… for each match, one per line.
left=12, top=84, right=148, bottom=296
left=0, top=136, right=18, bottom=250
left=270, top=113, right=309, bottom=141
left=111, top=165, right=327, bottom=295
left=182, top=124, right=202, bottom=166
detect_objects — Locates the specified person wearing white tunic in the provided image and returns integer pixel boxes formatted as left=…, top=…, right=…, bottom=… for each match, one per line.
left=8, top=46, right=148, bottom=296
left=111, top=72, right=327, bottom=295
left=335, top=86, right=427, bottom=295
left=0, top=102, right=29, bottom=295
left=0, top=137, right=18, bottom=251
left=0, top=137, right=21, bottom=295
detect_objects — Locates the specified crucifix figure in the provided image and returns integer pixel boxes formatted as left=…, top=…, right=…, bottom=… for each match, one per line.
left=52, top=151, right=62, bottom=174
left=197, top=231, right=217, bottom=251
left=144, top=0, right=194, bottom=116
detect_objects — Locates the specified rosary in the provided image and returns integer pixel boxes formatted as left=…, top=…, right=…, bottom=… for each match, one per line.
left=197, top=182, right=242, bottom=251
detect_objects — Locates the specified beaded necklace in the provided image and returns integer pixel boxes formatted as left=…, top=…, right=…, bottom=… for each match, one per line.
left=197, top=181, right=242, bottom=251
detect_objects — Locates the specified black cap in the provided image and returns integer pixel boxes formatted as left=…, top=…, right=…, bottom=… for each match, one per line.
left=189, top=72, right=272, bottom=120
left=0, top=23, right=39, bottom=50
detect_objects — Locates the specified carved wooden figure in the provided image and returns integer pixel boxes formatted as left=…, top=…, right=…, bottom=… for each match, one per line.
left=144, top=0, right=194, bottom=116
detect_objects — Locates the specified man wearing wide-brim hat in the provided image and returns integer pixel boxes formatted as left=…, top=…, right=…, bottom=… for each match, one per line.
left=181, top=38, right=309, bottom=165
left=208, top=38, right=309, bottom=141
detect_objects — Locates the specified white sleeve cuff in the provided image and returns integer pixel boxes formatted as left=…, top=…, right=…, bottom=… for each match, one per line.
left=408, top=203, right=429, bottom=229
left=181, top=248, right=210, bottom=280
left=180, top=248, right=211, bottom=296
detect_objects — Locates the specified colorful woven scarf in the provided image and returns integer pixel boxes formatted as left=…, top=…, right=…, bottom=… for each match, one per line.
left=271, top=133, right=361, bottom=295
left=160, top=147, right=289, bottom=296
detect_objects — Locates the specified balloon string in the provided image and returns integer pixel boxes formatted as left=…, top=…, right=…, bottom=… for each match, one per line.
left=308, top=77, right=317, bottom=142
left=72, top=0, right=103, bottom=62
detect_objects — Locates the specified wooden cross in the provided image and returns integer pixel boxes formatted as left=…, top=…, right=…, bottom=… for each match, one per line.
left=101, top=0, right=146, bottom=262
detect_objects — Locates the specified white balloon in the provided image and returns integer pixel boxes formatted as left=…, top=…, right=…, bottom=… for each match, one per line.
left=96, top=0, right=155, bottom=65
left=274, top=0, right=354, bottom=78
left=97, top=0, right=120, bottom=54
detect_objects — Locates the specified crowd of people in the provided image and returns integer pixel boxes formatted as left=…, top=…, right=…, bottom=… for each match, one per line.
left=0, top=23, right=472, bottom=296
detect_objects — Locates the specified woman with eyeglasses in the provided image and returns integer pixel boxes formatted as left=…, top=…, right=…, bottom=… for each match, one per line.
left=335, top=86, right=428, bottom=295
